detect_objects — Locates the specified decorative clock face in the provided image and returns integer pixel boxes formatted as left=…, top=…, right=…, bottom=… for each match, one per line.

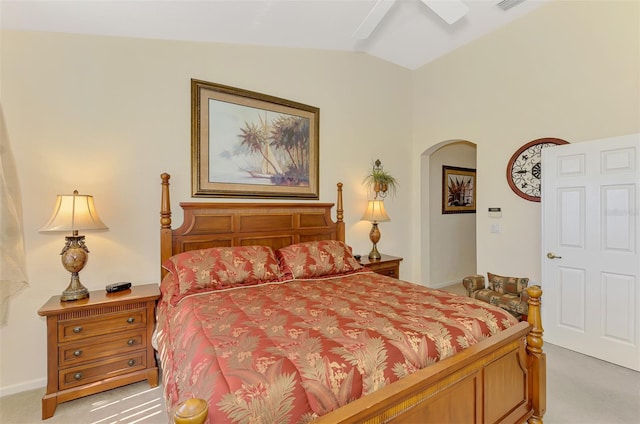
left=506, top=138, right=569, bottom=202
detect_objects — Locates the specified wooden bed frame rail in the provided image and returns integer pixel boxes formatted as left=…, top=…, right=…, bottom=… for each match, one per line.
left=159, top=173, right=546, bottom=424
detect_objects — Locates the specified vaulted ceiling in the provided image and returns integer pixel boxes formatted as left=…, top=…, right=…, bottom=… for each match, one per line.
left=1, top=0, right=551, bottom=70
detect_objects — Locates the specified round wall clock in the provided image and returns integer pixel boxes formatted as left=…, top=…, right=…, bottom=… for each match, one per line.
left=506, top=137, right=569, bottom=202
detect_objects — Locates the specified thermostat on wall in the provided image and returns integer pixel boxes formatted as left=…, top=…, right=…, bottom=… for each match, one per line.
left=488, top=207, right=502, bottom=218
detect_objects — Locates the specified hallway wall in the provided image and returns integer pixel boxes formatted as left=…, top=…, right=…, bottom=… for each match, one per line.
left=428, top=141, right=476, bottom=287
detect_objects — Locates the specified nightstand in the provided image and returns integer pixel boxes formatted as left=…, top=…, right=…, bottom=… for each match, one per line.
left=37, top=283, right=160, bottom=419
left=359, top=254, right=403, bottom=278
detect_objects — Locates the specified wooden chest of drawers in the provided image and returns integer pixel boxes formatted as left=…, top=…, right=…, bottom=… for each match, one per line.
left=359, top=254, right=403, bottom=278
left=38, top=284, right=160, bottom=419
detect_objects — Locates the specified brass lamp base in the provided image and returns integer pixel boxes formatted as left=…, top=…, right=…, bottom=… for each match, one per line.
left=59, top=235, right=91, bottom=302
left=368, top=222, right=382, bottom=260
left=368, top=245, right=381, bottom=260
left=61, top=273, right=90, bottom=301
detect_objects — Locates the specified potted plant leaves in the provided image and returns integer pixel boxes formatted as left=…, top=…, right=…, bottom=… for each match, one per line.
left=363, top=159, right=398, bottom=198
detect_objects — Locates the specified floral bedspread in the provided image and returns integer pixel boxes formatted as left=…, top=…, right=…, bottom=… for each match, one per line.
left=156, top=272, right=518, bottom=423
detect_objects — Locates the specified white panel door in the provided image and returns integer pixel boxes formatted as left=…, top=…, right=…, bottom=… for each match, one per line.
left=542, top=133, right=640, bottom=371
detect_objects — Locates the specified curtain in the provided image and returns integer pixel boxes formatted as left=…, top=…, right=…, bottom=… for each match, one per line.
left=0, top=104, right=28, bottom=325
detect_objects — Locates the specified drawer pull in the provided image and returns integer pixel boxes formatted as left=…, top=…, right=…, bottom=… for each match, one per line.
left=72, top=326, right=83, bottom=333
left=127, top=339, right=135, bottom=346
left=128, top=359, right=136, bottom=366
left=74, top=372, right=83, bottom=380
left=126, top=317, right=135, bottom=324
left=73, top=350, right=83, bottom=357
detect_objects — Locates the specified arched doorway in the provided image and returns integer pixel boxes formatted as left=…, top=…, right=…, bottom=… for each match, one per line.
left=420, top=140, right=477, bottom=288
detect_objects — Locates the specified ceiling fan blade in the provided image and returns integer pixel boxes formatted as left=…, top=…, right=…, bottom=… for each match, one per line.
left=353, top=0, right=396, bottom=40
left=420, top=0, right=469, bottom=24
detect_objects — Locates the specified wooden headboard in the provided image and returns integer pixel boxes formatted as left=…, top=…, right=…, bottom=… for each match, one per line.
left=160, top=173, right=345, bottom=278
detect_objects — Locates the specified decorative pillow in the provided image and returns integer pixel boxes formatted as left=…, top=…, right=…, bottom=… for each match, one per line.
left=487, top=272, right=529, bottom=295
left=276, top=240, right=363, bottom=279
left=163, top=246, right=282, bottom=300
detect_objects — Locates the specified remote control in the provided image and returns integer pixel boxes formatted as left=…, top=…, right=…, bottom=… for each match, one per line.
left=106, top=282, right=132, bottom=293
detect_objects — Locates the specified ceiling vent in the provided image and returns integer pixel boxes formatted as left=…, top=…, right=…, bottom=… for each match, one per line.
left=497, top=0, right=527, bottom=11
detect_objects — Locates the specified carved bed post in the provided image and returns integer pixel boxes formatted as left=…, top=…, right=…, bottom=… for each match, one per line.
left=160, top=173, right=173, bottom=279
left=526, top=285, right=546, bottom=424
left=336, top=182, right=345, bottom=242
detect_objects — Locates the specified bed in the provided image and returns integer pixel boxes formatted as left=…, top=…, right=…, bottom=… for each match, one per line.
left=157, top=173, right=546, bottom=424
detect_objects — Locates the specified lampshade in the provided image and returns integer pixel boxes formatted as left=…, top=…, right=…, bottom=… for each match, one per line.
left=40, top=190, right=108, bottom=301
left=361, top=199, right=391, bottom=223
left=40, top=190, right=108, bottom=233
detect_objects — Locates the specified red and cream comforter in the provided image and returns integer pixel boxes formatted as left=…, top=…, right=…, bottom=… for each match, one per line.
left=156, top=271, right=518, bottom=423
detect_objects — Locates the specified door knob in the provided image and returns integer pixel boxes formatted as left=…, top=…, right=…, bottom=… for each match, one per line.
left=547, top=252, right=562, bottom=259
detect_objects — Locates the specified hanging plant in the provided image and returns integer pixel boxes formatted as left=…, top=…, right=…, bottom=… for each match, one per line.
left=363, top=159, right=398, bottom=198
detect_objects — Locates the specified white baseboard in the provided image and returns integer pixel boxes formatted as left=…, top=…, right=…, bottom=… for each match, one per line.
left=0, top=377, right=46, bottom=398
left=428, top=279, right=462, bottom=289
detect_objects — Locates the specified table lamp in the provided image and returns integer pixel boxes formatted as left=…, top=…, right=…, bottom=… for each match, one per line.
left=361, top=199, right=390, bottom=260
left=40, top=190, right=108, bottom=301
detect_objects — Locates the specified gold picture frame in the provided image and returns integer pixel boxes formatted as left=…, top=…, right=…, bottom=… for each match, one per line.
left=191, top=79, right=320, bottom=198
left=442, top=165, right=476, bottom=214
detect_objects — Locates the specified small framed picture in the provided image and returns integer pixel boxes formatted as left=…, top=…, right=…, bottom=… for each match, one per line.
left=442, top=166, right=476, bottom=214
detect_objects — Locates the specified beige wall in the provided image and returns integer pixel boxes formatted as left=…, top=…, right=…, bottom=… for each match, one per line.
left=1, top=0, right=639, bottom=395
left=0, top=31, right=413, bottom=393
left=412, top=0, right=640, bottom=284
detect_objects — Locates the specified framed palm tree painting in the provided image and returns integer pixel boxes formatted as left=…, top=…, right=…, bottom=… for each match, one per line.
left=442, top=165, right=476, bottom=214
left=191, top=79, right=319, bottom=198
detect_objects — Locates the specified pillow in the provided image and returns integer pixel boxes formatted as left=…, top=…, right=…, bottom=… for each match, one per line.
left=163, top=246, right=282, bottom=301
left=276, top=240, right=362, bottom=279
left=487, top=272, right=529, bottom=295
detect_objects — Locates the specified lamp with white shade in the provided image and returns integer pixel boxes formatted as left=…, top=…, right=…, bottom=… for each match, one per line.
left=361, top=199, right=390, bottom=260
left=40, top=190, right=108, bottom=301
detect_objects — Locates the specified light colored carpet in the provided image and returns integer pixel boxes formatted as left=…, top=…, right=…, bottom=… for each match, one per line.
left=0, top=381, right=166, bottom=424
left=2, top=282, right=638, bottom=423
